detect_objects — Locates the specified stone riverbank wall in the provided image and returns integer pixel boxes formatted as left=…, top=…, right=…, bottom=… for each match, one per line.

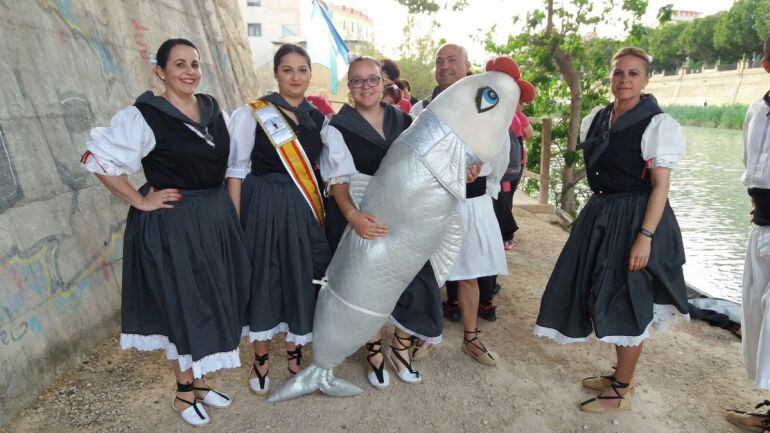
left=0, top=0, right=258, bottom=425
left=647, top=62, right=768, bottom=106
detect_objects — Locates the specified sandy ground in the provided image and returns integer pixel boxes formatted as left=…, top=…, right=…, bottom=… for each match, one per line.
left=4, top=208, right=763, bottom=433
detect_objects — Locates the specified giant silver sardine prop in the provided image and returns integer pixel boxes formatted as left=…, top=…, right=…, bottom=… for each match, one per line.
left=267, top=57, right=523, bottom=403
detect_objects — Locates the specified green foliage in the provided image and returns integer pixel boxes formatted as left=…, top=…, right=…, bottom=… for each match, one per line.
left=645, top=21, right=687, bottom=71
left=635, top=0, right=768, bottom=72
left=396, top=18, right=440, bottom=100
left=351, top=41, right=385, bottom=59
left=714, top=0, right=768, bottom=62
left=664, top=105, right=748, bottom=130
left=679, top=14, right=720, bottom=64
left=484, top=1, right=639, bottom=211
left=393, top=0, right=468, bottom=14
left=657, top=4, right=673, bottom=24
left=394, top=0, right=440, bottom=14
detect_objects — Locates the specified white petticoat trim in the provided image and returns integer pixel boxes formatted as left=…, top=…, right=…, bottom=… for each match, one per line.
left=82, top=152, right=129, bottom=176
left=388, top=315, right=442, bottom=345
left=242, top=324, right=312, bottom=345
left=533, top=304, right=690, bottom=347
left=226, top=166, right=250, bottom=179
left=120, top=333, right=241, bottom=379
left=647, top=158, right=677, bottom=170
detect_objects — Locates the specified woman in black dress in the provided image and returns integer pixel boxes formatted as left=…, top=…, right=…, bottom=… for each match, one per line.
left=533, top=47, right=688, bottom=413
left=323, top=56, right=443, bottom=389
left=227, top=44, right=356, bottom=395
left=81, top=39, right=249, bottom=426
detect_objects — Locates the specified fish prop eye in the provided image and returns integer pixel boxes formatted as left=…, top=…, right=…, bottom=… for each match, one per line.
left=475, top=86, right=499, bottom=113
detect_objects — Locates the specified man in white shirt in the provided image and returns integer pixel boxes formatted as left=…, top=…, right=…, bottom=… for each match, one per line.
left=726, top=36, right=770, bottom=432
left=411, top=44, right=509, bottom=366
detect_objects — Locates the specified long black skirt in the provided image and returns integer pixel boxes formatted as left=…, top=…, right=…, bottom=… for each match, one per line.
left=534, top=191, right=689, bottom=347
left=389, top=262, right=443, bottom=344
left=241, top=172, right=331, bottom=345
left=121, top=185, right=250, bottom=378
left=326, top=199, right=443, bottom=344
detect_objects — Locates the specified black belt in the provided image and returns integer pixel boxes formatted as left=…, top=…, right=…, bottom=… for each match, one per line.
left=750, top=188, right=770, bottom=226
left=466, top=176, right=487, bottom=199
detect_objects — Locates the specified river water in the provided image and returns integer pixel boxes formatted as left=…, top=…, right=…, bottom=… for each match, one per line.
left=669, top=126, right=749, bottom=303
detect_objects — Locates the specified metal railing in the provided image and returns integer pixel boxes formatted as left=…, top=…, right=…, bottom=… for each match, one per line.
left=521, top=117, right=553, bottom=205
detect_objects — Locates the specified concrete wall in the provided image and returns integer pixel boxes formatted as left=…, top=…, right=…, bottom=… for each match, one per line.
left=0, top=0, right=258, bottom=426
left=647, top=64, right=769, bottom=106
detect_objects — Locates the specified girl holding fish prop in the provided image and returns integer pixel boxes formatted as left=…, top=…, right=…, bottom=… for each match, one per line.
left=227, top=43, right=357, bottom=397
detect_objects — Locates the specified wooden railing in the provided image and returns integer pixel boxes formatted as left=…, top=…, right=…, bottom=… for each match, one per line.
left=522, top=117, right=553, bottom=205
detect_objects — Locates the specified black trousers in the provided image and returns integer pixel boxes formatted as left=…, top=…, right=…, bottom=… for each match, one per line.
left=493, top=171, right=523, bottom=242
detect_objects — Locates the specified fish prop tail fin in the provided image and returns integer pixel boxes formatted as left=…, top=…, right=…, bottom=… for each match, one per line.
left=266, top=364, right=363, bottom=403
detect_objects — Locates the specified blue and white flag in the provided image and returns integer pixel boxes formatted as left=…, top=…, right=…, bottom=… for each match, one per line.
left=307, top=0, right=350, bottom=94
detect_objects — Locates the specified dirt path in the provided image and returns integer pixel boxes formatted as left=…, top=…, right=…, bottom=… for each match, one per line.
left=5, top=208, right=761, bottom=433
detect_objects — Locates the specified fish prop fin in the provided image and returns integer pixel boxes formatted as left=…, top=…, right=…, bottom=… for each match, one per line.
left=410, top=111, right=466, bottom=201
left=266, top=364, right=363, bottom=403
left=319, top=376, right=363, bottom=397
left=348, top=173, right=371, bottom=209
left=430, top=211, right=463, bottom=286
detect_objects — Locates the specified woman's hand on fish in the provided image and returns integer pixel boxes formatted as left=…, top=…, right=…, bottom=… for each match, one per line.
left=348, top=211, right=389, bottom=239
left=466, top=163, right=481, bottom=183
left=138, top=187, right=181, bottom=211
left=627, top=235, right=651, bottom=272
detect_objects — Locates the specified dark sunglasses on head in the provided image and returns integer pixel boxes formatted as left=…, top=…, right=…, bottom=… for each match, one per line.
left=348, top=76, right=382, bottom=88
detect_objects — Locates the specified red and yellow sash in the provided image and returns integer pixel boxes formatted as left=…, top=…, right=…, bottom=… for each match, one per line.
left=249, top=100, right=325, bottom=226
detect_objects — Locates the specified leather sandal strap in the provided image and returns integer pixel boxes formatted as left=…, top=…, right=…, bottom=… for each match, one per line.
left=251, top=354, right=269, bottom=386
left=176, top=382, right=194, bottom=392
left=389, top=345, right=419, bottom=377
left=597, top=383, right=628, bottom=400
left=364, top=341, right=386, bottom=383
left=287, top=347, right=303, bottom=363
left=391, top=333, right=413, bottom=350
left=365, top=340, right=384, bottom=357
left=254, top=353, right=269, bottom=365
left=287, top=347, right=303, bottom=374
left=174, top=396, right=206, bottom=420
left=463, top=329, right=494, bottom=360
left=192, top=386, right=230, bottom=401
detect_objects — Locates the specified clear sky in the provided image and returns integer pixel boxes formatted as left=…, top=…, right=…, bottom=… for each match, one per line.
left=334, top=0, right=735, bottom=65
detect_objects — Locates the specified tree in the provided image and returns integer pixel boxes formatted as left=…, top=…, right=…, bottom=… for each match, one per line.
left=678, top=14, right=720, bottom=65
left=646, top=21, right=687, bottom=72
left=714, top=0, right=767, bottom=62
left=657, top=4, right=673, bottom=24
left=394, top=0, right=468, bottom=14
left=394, top=0, right=647, bottom=214
left=486, top=1, right=646, bottom=214
left=396, top=17, right=441, bottom=100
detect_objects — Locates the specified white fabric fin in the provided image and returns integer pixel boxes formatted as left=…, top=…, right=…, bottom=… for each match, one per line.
left=348, top=173, right=371, bottom=209
left=430, top=211, right=463, bottom=286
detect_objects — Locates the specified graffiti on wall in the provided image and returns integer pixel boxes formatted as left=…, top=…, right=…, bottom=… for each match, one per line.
left=131, top=19, right=150, bottom=61
left=0, top=221, right=125, bottom=348
left=46, top=0, right=124, bottom=80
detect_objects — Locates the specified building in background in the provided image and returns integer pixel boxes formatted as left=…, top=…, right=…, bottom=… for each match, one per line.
left=327, top=2, right=375, bottom=52
left=237, top=0, right=374, bottom=102
left=671, top=9, right=703, bottom=22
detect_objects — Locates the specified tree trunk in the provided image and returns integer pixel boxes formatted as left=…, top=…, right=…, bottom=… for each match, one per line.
left=554, top=47, right=582, bottom=215
left=544, top=0, right=583, bottom=216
